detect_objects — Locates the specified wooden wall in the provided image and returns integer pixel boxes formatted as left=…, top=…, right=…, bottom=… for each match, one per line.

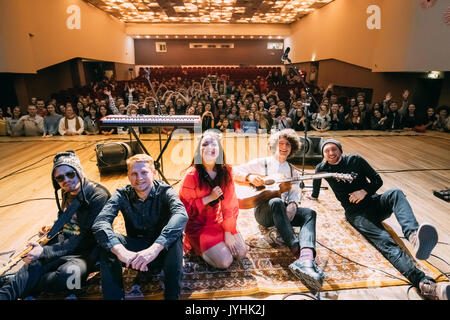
left=134, top=39, right=284, bottom=66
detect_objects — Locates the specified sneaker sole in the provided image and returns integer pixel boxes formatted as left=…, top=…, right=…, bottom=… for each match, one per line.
left=415, top=224, right=438, bottom=260
left=288, top=263, right=323, bottom=293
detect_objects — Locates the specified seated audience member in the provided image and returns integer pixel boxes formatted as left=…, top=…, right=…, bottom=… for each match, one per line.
left=357, top=101, right=370, bottom=129
left=84, top=105, right=99, bottom=135
left=97, top=105, right=115, bottom=135
left=370, top=109, right=386, bottom=131
left=255, top=111, right=270, bottom=133
left=6, top=106, right=22, bottom=136
left=276, top=108, right=292, bottom=130
left=0, top=108, right=7, bottom=136
left=36, top=99, right=48, bottom=118
left=292, top=107, right=307, bottom=132
left=311, top=104, right=331, bottom=132
left=201, top=110, right=215, bottom=131
left=92, top=154, right=188, bottom=300
left=58, top=104, right=66, bottom=116
left=161, top=107, right=176, bottom=135
left=398, top=89, right=411, bottom=116
left=382, top=92, right=393, bottom=115
left=13, top=105, right=44, bottom=137
left=346, top=107, right=364, bottom=130
left=424, top=107, right=438, bottom=130
left=58, top=104, right=84, bottom=136
left=179, top=130, right=247, bottom=269
left=384, top=101, right=402, bottom=130
left=401, top=104, right=422, bottom=130
left=329, top=103, right=346, bottom=131
left=226, top=105, right=238, bottom=128
left=267, top=105, right=279, bottom=128
left=215, top=111, right=227, bottom=129
left=218, top=118, right=231, bottom=132
left=338, top=104, right=346, bottom=117
left=43, top=104, right=63, bottom=138
left=234, top=106, right=250, bottom=132
left=433, top=106, right=450, bottom=132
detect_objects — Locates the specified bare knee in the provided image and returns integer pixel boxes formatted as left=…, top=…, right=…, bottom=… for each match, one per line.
left=234, top=245, right=248, bottom=260
left=206, top=254, right=233, bottom=269
left=202, top=247, right=234, bottom=269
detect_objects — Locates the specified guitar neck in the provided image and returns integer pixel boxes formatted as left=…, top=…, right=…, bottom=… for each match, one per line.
left=276, top=173, right=341, bottom=183
left=0, top=233, right=51, bottom=276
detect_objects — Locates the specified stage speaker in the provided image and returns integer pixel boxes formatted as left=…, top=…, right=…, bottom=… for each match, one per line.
left=95, top=141, right=143, bottom=174
left=290, top=135, right=323, bottom=165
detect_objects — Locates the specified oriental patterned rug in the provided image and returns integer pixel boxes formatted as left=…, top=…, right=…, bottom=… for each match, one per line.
left=39, top=188, right=443, bottom=300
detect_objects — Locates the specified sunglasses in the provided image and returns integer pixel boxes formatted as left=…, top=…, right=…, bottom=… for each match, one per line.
left=54, top=171, right=76, bottom=183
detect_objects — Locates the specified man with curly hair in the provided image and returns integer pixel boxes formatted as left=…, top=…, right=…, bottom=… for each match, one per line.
left=233, top=129, right=324, bottom=293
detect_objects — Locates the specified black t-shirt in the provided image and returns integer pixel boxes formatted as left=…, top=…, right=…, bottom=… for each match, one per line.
left=312, top=154, right=383, bottom=214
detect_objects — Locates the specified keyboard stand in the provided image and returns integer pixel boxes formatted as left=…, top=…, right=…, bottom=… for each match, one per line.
left=128, top=126, right=171, bottom=184
left=100, top=115, right=201, bottom=185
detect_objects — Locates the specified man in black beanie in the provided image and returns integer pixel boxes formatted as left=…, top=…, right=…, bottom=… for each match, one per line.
left=310, top=139, right=449, bottom=300
left=0, top=151, right=110, bottom=300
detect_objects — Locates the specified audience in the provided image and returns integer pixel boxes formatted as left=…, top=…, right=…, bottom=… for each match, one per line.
left=1, top=68, right=448, bottom=138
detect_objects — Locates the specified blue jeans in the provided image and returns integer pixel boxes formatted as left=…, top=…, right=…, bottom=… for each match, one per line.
left=255, top=197, right=317, bottom=256
left=99, top=234, right=183, bottom=300
left=346, top=189, right=430, bottom=288
left=0, top=255, right=90, bottom=300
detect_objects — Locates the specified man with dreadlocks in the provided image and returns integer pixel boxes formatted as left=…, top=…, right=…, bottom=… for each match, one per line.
left=0, top=151, right=110, bottom=300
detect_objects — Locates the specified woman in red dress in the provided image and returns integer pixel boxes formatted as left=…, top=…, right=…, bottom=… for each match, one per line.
left=179, top=130, right=247, bottom=269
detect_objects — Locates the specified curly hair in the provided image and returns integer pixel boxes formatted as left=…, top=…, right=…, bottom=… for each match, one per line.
left=268, top=128, right=301, bottom=158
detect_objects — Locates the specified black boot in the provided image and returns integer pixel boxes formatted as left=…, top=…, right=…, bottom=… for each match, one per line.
left=288, top=259, right=324, bottom=293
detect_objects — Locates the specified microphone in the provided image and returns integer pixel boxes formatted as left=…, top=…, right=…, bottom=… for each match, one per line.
left=281, top=47, right=290, bottom=62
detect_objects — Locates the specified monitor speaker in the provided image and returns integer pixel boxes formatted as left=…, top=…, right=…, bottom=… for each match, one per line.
left=95, top=141, right=143, bottom=174
left=290, top=135, right=323, bottom=165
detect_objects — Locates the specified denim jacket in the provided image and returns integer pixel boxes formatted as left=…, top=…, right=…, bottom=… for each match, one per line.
left=92, top=181, right=188, bottom=251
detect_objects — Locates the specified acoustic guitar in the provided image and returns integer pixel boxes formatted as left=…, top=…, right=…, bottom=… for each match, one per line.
left=235, top=172, right=356, bottom=209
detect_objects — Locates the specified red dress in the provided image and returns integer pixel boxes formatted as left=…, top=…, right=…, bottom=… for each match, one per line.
left=179, top=166, right=239, bottom=255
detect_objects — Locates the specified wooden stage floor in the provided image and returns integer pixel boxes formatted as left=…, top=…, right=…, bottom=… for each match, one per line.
left=0, top=130, right=449, bottom=300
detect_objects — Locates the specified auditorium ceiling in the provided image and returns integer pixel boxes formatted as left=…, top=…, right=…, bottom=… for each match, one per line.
left=83, top=0, right=333, bottom=24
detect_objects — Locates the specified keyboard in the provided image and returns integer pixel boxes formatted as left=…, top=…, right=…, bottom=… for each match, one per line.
left=100, top=115, right=201, bottom=128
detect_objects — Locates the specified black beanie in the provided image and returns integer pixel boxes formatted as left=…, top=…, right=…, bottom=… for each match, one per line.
left=321, top=139, right=343, bottom=156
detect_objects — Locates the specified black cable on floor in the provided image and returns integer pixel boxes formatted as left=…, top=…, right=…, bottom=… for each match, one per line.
left=282, top=292, right=319, bottom=300
left=0, top=142, right=97, bottom=181
left=0, top=198, right=55, bottom=209
left=316, top=240, right=411, bottom=284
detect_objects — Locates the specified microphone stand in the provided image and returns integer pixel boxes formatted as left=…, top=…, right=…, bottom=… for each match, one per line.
left=281, top=52, right=321, bottom=190
left=144, top=69, right=166, bottom=181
